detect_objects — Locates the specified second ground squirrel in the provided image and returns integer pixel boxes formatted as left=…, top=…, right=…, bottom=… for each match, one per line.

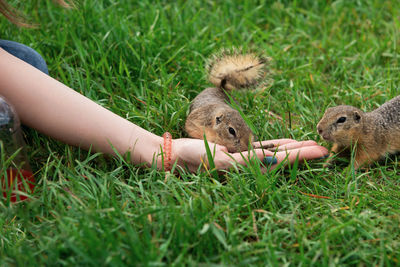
left=185, top=50, right=269, bottom=153
left=317, top=95, right=400, bottom=169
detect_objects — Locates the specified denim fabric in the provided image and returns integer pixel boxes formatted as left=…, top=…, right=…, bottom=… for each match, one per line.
left=0, top=40, right=49, bottom=75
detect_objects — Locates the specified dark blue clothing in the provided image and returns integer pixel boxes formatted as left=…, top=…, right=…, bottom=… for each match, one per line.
left=0, top=40, right=48, bottom=74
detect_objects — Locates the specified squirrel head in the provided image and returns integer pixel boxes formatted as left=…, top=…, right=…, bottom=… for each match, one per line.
left=317, top=105, right=364, bottom=146
left=212, top=110, right=254, bottom=153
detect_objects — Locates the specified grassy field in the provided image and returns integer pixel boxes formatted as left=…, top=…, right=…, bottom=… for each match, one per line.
left=1, top=0, right=400, bottom=265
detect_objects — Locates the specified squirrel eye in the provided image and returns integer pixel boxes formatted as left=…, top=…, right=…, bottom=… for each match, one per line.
left=228, top=127, right=236, bottom=136
left=336, top=117, right=347, bottom=123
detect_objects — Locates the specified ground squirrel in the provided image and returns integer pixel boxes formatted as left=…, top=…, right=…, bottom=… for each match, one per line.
left=185, top=50, right=269, bottom=153
left=317, top=95, right=400, bottom=169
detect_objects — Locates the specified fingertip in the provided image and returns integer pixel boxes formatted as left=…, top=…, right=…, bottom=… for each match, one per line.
left=320, top=146, right=329, bottom=156
left=314, top=144, right=328, bottom=155
left=306, top=145, right=329, bottom=159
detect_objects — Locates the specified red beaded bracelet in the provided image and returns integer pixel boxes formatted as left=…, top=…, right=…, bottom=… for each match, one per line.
left=162, top=132, right=172, bottom=172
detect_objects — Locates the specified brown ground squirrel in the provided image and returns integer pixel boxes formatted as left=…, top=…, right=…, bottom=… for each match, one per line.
left=317, top=95, right=400, bottom=169
left=185, top=50, right=269, bottom=153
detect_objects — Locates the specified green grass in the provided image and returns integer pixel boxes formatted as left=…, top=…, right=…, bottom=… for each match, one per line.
left=1, top=0, right=400, bottom=265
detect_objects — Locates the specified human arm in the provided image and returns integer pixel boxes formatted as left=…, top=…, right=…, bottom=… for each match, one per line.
left=0, top=47, right=165, bottom=167
left=0, top=48, right=328, bottom=172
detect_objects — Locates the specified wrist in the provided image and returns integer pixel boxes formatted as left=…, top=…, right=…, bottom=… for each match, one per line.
left=131, top=131, right=176, bottom=170
left=162, top=132, right=173, bottom=171
left=126, top=127, right=180, bottom=171
left=157, top=133, right=181, bottom=171
left=126, top=126, right=164, bottom=168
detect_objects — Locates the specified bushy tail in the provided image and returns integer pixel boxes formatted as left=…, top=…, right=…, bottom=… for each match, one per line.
left=206, top=48, right=270, bottom=91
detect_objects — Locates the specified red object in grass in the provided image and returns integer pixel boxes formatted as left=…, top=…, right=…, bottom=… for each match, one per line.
left=2, top=168, right=35, bottom=202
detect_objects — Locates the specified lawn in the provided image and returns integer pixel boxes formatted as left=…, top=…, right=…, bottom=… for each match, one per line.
left=1, top=0, right=400, bottom=265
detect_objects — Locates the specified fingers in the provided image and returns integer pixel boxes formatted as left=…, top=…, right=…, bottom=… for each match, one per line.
left=252, top=139, right=319, bottom=149
left=214, top=148, right=281, bottom=169
left=269, top=145, right=327, bottom=170
left=213, top=144, right=328, bottom=170
left=273, top=145, right=328, bottom=164
left=269, top=140, right=320, bottom=151
left=252, top=139, right=298, bottom=148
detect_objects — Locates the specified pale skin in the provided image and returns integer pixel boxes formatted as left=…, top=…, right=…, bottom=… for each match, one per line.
left=0, top=48, right=328, bottom=172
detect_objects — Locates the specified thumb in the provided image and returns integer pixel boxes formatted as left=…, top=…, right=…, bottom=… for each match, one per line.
left=216, top=144, right=229, bottom=153
left=205, top=141, right=229, bottom=153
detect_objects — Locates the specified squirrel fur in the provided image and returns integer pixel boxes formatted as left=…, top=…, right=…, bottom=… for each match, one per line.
left=185, top=49, right=269, bottom=153
left=317, top=95, right=400, bottom=169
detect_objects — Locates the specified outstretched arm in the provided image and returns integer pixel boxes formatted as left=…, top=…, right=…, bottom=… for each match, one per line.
left=0, top=48, right=328, bottom=172
left=0, top=47, right=163, bottom=166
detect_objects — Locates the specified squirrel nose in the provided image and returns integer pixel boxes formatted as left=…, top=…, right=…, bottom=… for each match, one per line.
left=317, top=126, right=323, bottom=135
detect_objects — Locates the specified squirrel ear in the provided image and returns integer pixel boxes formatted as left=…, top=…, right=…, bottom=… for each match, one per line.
left=353, top=111, right=361, bottom=123
left=216, top=114, right=224, bottom=124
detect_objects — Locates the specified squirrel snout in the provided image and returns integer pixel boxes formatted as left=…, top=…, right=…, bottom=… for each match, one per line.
left=317, top=126, right=333, bottom=141
left=317, top=125, right=332, bottom=140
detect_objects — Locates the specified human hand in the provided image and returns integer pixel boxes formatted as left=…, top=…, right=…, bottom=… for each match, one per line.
left=171, top=138, right=328, bottom=172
